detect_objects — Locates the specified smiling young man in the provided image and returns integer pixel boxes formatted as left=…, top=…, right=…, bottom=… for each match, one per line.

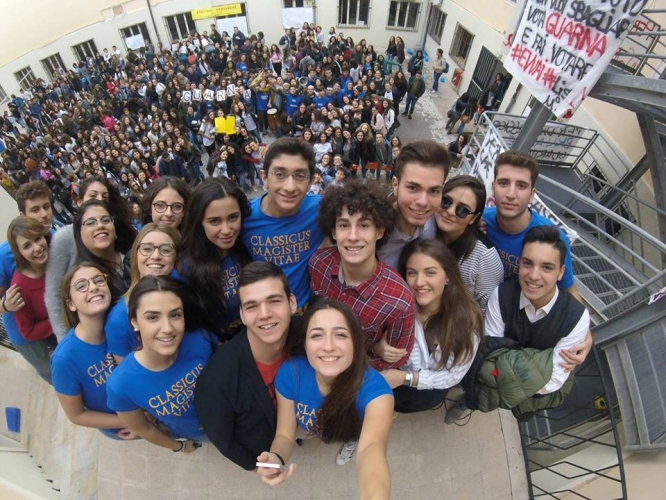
left=241, top=138, right=326, bottom=312
left=481, top=150, right=592, bottom=368
left=309, top=181, right=415, bottom=372
left=0, top=181, right=54, bottom=382
left=377, top=140, right=450, bottom=269
left=195, top=262, right=297, bottom=470
left=485, top=226, right=590, bottom=396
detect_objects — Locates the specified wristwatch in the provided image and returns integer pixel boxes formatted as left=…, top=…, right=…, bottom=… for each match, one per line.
left=403, top=370, right=413, bottom=387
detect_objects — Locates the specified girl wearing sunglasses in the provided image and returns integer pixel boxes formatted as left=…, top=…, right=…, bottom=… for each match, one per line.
left=105, top=223, right=181, bottom=363
left=435, top=175, right=504, bottom=314
left=51, top=262, right=137, bottom=439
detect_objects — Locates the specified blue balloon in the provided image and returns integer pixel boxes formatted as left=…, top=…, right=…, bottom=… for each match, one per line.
left=425, top=56, right=430, bottom=62
left=406, top=48, right=413, bottom=54
left=440, top=76, right=446, bottom=83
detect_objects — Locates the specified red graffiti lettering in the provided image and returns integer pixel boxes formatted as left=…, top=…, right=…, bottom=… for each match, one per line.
left=545, top=12, right=608, bottom=58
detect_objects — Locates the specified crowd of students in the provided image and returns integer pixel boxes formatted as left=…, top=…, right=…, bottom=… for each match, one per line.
left=0, top=25, right=592, bottom=498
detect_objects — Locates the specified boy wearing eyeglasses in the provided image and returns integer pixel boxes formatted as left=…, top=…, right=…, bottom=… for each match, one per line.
left=240, top=138, right=326, bottom=313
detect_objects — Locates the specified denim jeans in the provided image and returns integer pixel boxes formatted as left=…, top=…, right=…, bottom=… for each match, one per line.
left=13, top=335, right=57, bottom=385
left=404, top=94, right=418, bottom=115
left=432, top=71, right=443, bottom=91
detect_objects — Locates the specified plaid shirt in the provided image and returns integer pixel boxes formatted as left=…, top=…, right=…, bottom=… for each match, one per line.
left=309, top=247, right=416, bottom=370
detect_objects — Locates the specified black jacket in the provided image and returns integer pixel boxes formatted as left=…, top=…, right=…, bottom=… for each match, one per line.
left=194, top=330, right=277, bottom=470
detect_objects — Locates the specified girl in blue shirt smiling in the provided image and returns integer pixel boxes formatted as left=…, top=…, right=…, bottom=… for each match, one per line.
left=51, top=262, right=135, bottom=439
left=257, top=299, right=394, bottom=498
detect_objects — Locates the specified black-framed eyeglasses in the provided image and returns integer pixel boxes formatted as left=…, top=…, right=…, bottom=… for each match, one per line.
left=153, top=201, right=184, bottom=214
left=441, top=195, right=476, bottom=219
left=268, top=170, right=311, bottom=183
left=81, top=215, right=114, bottom=228
left=138, top=243, right=176, bottom=257
left=71, top=274, right=108, bottom=293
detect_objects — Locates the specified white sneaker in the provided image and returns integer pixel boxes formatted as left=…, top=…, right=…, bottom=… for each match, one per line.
left=335, top=441, right=357, bottom=466
left=430, top=89, right=437, bottom=94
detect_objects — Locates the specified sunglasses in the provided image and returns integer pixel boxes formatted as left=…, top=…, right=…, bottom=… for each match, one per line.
left=441, top=195, right=477, bottom=219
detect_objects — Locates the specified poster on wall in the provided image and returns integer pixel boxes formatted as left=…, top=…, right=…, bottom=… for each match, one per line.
left=282, top=7, right=315, bottom=28
left=470, top=124, right=578, bottom=243
left=125, top=34, right=145, bottom=50
left=503, top=0, right=648, bottom=120
left=216, top=16, right=249, bottom=38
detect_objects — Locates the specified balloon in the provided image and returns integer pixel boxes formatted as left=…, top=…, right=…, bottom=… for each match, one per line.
left=440, top=76, right=446, bottom=83
left=425, top=56, right=430, bottom=62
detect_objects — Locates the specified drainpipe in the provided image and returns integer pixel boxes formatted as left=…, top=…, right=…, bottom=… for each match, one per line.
left=420, top=1, right=433, bottom=51
left=146, top=0, right=163, bottom=46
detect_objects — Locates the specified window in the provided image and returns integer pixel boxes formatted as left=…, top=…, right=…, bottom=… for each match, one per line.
left=215, top=3, right=250, bottom=36
left=72, top=39, right=99, bottom=63
left=427, top=5, right=446, bottom=43
left=284, top=0, right=314, bottom=7
left=14, top=67, right=36, bottom=88
left=40, top=53, right=66, bottom=81
left=338, top=0, right=370, bottom=27
left=165, top=12, right=197, bottom=42
left=0, top=84, right=7, bottom=102
left=387, top=1, right=421, bottom=30
left=449, top=23, right=474, bottom=69
left=120, top=22, right=151, bottom=52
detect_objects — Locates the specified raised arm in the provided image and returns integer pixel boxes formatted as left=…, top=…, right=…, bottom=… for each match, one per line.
left=256, top=391, right=298, bottom=486
left=356, top=394, right=394, bottom=500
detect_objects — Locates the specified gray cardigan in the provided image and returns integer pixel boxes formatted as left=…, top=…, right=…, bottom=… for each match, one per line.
left=45, top=225, right=78, bottom=339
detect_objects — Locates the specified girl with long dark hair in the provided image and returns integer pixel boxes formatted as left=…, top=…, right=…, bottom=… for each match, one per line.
left=178, top=177, right=251, bottom=340
left=257, top=299, right=393, bottom=497
left=381, top=239, right=483, bottom=413
left=435, top=175, right=504, bottom=313
left=106, top=276, right=214, bottom=452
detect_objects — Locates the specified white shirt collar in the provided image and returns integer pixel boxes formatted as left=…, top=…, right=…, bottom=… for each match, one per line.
left=519, top=287, right=559, bottom=319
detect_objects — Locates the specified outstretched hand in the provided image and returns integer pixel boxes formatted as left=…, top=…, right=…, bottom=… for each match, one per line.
left=256, top=452, right=297, bottom=486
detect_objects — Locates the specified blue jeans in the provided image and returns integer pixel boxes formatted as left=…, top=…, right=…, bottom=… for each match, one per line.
left=404, top=94, right=418, bottom=115
left=432, top=71, right=443, bottom=91
left=13, top=335, right=57, bottom=385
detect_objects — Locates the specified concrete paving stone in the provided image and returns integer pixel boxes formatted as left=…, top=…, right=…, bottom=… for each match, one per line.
left=479, top=434, right=511, bottom=471
left=121, top=452, right=148, bottom=486
left=175, top=459, right=210, bottom=497
left=419, top=480, right=454, bottom=500
left=309, top=461, right=350, bottom=498
left=450, top=471, right=486, bottom=500
left=122, top=483, right=149, bottom=499
left=97, top=448, right=123, bottom=481
left=146, top=456, right=178, bottom=492
left=387, top=453, right=421, bottom=490
left=386, top=418, right=415, bottom=456
left=274, top=463, right=312, bottom=499
left=97, top=476, right=119, bottom=500
left=415, top=448, right=451, bottom=484
left=447, top=441, right=482, bottom=479
left=482, top=465, right=512, bottom=500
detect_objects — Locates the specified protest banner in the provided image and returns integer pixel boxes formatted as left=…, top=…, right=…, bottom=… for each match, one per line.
left=503, top=0, right=648, bottom=120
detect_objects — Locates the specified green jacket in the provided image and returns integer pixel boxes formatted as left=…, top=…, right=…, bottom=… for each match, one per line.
left=476, top=346, right=574, bottom=417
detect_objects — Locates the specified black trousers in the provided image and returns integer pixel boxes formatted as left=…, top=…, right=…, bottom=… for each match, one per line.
left=393, top=385, right=449, bottom=414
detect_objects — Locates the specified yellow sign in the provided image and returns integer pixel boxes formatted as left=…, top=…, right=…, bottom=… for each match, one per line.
left=215, top=116, right=237, bottom=135
left=191, top=4, right=243, bottom=20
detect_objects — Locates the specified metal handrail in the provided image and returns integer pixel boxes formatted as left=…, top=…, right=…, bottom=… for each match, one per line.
left=537, top=191, right=660, bottom=277
left=599, top=268, right=666, bottom=314
left=578, top=173, right=666, bottom=218
left=537, top=176, right=666, bottom=257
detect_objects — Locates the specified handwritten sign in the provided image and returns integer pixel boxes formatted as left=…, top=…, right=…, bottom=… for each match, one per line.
left=490, top=113, right=588, bottom=168
left=470, top=124, right=578, bottom=243
left=503, top=0, right=647, bottom=120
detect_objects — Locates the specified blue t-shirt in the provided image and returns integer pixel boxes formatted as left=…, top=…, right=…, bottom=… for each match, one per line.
left=241, top=195, right=326, bottom=309
left=275, top=356, right=392, bottom=434
left=105, top=269, right=185, bottom=357
left=482, top=207, right=575, bottom=289
left=106, top=329, right=214, bottom=440
left=219, top=255, right=242, bottom=335
left=51, top=328, right=116, bottom=415
left=105, top=299, right=135, bottom=358
left=256, top=91, right=270, bottom=112
left=0, top=241, right=24, bottom=346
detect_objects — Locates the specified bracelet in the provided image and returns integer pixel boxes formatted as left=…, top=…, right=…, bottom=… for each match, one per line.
left=403, top=370, right=413, bottom=387
left=271, top=451, right=285, bottom=466
left=173, top=440, right=185, bottom=453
